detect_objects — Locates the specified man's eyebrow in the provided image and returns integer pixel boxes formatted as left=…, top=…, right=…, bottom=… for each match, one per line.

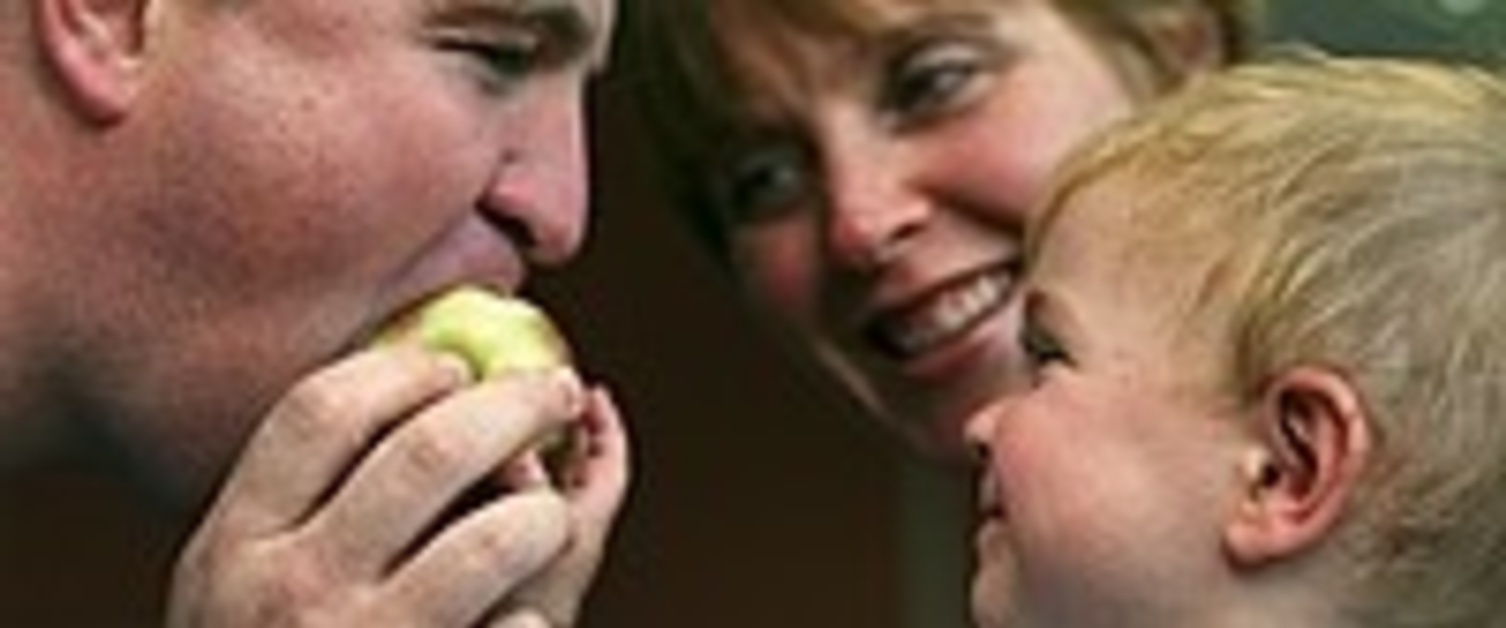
left=519, top=0, right=605, bottom=70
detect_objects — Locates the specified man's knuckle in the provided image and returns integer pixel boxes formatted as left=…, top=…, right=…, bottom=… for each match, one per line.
left=275, top=379, right=348, bottom=438
left=398, top=421, right=468, bottom=481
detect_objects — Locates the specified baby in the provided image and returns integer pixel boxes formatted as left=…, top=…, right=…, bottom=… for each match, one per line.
left=966, top=55, right=1506, bottom=628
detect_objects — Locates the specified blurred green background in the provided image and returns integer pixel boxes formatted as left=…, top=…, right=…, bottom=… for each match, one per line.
left=1269, top=0, right=1503, bottom=61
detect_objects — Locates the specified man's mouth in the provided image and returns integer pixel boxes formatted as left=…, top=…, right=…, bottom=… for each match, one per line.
left=865, top=266, right=1014, bottom=361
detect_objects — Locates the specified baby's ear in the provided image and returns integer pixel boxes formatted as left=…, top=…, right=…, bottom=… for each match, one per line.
left=34, top=0, right=156, bottom=122
left=1222, top=366, right=1372, bottom=569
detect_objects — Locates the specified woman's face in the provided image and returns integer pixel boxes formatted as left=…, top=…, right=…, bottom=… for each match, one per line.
left=705, top=0, right=1150, bottom=459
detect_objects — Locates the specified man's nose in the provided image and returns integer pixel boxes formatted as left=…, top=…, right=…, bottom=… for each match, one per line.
left=479, top=84, right=590, bottom=268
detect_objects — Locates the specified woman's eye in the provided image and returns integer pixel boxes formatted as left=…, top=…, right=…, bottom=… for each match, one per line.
left=880, top=39, right=997, bottom=127
left=713, top=143, right=812, bottom=227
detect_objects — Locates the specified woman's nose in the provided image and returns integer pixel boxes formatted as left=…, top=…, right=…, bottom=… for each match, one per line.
left=820, top=129, right=930, bottom=272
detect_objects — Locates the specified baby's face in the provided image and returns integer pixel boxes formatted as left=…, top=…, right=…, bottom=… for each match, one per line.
left=964, top=185, right=1251, bottom=627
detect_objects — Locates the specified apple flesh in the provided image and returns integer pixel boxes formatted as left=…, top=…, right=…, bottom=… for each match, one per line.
left=384, top=286, right=571, bottom=379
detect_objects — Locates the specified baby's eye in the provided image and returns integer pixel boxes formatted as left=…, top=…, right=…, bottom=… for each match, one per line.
left=712, top=141, right=813, bottom=227
left=879, top=38, right=1000, bottom=128
left=1019, top=319, right=1070, bottom=378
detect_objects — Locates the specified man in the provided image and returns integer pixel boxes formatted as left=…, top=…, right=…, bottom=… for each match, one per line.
left=0, top=0, right=627, bottom=625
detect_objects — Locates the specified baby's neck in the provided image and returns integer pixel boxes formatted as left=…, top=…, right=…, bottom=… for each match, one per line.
left=1202, top=584, right=1347, bottom=628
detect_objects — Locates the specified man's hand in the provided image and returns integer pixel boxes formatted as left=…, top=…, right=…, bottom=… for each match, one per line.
left=500, top=387, right=629, bottom=626
left=168, top=345, right=629, bottom=627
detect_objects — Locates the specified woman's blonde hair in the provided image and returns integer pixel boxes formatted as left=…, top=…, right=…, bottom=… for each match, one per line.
left=619, top=0, right=1262, bottom=259
left=1039, top=54, right=1506, bottom=626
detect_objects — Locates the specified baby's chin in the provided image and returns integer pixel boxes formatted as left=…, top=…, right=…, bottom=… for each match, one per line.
left=970, top=550, right=1023, bottom=628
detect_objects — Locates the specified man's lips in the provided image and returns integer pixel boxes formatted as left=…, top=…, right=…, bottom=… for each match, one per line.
left=863, top=263, right=1016, bottom=362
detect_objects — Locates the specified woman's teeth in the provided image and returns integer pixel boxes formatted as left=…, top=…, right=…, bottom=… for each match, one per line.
left=871, top=271, right=1008, bottom=359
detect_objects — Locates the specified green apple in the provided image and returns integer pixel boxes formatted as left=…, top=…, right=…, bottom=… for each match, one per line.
left=376, top=287, right=578, bottom=483
left=383, top=286, right=571, bottom=379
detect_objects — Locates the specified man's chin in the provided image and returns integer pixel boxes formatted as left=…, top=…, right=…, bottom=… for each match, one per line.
left=92, top=421, right=236, bottom=517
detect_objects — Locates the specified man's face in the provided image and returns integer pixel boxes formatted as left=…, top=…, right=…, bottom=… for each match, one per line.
left=58, top=0, right=615, bottom=499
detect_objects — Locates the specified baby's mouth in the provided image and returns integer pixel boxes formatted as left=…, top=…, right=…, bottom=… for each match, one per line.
left=977, top=469, right=1007, bottom=523
left=865, top=265, right=1015, bottom=361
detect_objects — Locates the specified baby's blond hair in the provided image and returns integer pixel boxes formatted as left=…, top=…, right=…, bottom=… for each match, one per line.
left=1039, top=54, right=1506, bottom=626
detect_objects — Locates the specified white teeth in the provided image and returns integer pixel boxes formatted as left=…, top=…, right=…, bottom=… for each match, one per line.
left=887, top=273, right=1005, bottom=357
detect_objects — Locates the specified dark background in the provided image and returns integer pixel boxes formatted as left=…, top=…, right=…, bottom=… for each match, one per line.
left=2, top=3, right=1500, bottom=626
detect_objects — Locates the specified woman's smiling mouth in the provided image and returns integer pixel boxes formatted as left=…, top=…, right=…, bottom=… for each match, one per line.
left=865, top=264, right=1017, bottom=361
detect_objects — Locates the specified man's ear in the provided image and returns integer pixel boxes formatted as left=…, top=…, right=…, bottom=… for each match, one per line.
left=34, top=0, right=155, bottom=122
left=1223, top=366, right=1372, bottom=569
left=1134, top=4, right=1231, bottom=85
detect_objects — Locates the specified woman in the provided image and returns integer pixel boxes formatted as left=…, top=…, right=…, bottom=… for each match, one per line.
left=625, top=0, right=1262, bottom=461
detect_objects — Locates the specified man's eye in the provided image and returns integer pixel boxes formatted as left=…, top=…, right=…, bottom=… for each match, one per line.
left=880, top=39, right=997, bottom=128
left=445, top=30, right=554, bottom=86
left=476, top=36, right=544, bottom=76
left=712, top=143, right=812, bottom=227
